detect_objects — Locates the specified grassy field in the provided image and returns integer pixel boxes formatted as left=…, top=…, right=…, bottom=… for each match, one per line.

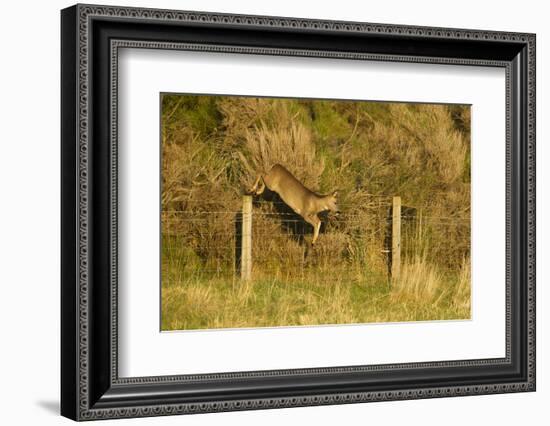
left=161, top=236, right=470, bottom=330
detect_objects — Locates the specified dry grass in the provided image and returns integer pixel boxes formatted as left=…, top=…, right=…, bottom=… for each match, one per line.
left=237, top=103, right=325, bottom=191
left=161, top=270, right=470, bottom=330
left=161, top=237, right=471, bottom=330
left=390, top=254, right=443, bottom=304
left=389, top=253, right=470, bottom=319
left=452, top=257, right=471, bottom=314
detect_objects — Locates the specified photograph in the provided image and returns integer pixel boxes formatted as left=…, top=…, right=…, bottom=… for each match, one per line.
left=160, top=94, right=472, bottom=331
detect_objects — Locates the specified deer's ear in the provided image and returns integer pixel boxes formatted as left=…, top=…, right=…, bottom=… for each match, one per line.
left=332, top=190, right=339, bottom=198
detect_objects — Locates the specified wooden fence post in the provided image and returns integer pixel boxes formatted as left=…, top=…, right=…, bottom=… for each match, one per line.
left=241, top=195, right=252, bottom=281
left=391, top=196, right=401, bottom=283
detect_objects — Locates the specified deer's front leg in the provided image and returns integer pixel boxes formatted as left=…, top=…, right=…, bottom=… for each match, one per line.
left=312, top=218, right=321, bottom=245
left=305, top=214, right=321, bottom=246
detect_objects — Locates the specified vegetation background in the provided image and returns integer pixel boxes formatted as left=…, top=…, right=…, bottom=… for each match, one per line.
left=161, top=94, right=471, bottom=331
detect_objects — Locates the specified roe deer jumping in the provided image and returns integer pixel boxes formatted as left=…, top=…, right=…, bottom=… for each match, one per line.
left=248, top=164, right=340, bottom=245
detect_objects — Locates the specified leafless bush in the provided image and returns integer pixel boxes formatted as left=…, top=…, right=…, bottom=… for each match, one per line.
left=231, top=101, right=325, bottom=191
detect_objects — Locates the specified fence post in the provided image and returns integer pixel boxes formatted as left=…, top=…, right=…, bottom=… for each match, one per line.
left=241, top=195, right=252, bottom=281
left=391, top=196, right=401, bottom=283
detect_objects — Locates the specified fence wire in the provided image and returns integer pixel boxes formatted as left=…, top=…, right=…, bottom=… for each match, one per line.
left=161, top=198, right=471, bottom=282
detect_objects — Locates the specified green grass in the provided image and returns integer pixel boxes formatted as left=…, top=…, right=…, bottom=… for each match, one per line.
left=161, top=256, right=470, bottom=331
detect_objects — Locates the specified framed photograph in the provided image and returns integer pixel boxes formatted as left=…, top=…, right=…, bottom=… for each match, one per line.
left=61, top=4, right=536, bottom=421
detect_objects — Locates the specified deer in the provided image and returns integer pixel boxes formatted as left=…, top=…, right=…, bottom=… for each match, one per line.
left=247, top=164, right=340, bottom=245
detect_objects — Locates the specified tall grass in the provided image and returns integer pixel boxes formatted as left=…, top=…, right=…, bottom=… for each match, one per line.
left=161, top=233, right=471, bottom=330
left=161, top=270, right=469, bottom=331
left=390, top=253, right=470, bottom=317
left=237, top=106, right=325, bottom=191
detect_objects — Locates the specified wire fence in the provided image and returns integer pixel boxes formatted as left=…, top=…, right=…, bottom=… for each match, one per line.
left=161, top=195, right=471, bottom=283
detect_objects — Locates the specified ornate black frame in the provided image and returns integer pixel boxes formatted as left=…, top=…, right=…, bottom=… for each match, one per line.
left=61, top=3, right=536, bottom=421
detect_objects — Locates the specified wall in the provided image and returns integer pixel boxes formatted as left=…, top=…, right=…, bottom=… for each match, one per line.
left=0, top=0, right=546, bottom=424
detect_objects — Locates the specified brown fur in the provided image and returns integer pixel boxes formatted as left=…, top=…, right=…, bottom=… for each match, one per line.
left=249, top=164, right=339, bottom=245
